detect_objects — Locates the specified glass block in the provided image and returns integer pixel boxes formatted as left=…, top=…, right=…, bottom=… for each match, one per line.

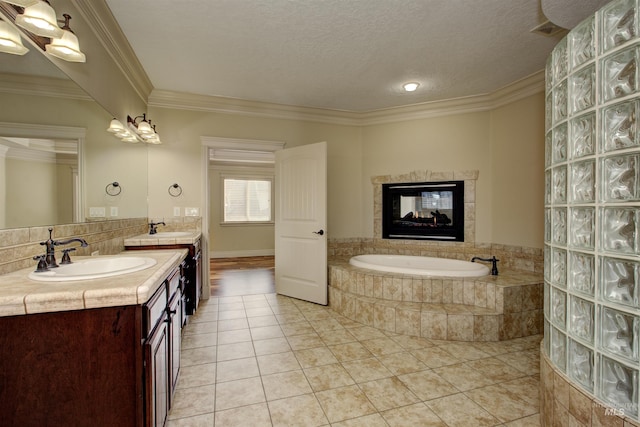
left=570, top=161, right=595, bottom=203
left=569, top=296, right=594, bottom=343
left=544, top=282, right=550, bottom=319
left=599, top=355, right=638, bottom=417
left=569, top=65, right=595, bottom=114
left=570, top=207, right=595, bottom=249
left=552, top=166, right=567, bottom=203
left=601, top=306, right=639, bottom=361
left=602, top=257, right=637, bottom=307
left=603, top=101, right=638, bottom=154
left=553, top=37, right=568, bottom=83
left=570, top=113, right=596, bottom=158
left=551, top=326, right=566, bottom=371
left=568, top=338, right=594, bottom=391
left=544, top=320, right=551, bottom=356
left=603, top=154, right=640, bottom=201
left=602, top=47, right=637, bottom=102
left=553, top=208, right=568, bottom=245
left=544, top=246, right=551, bottom=283
left=546, top=95, right=553, bottom=133
left=554, top=80, right=569, bottom=123
left=552, top=248, right=567, bottom=287
left=569, top=251, right=595, bottom=296
left=545, top=208, right=552, bottom=242
left=600, top=0, right=636, bottom=52
left=569, top=16, right=595, bottom=69
left=551, top=287, right=567, bottom=329
left=553, top=123, right=568, bottom=163
left=546, top=54, right=554, bottom=93
left=602, top=207, right=637, bottom=253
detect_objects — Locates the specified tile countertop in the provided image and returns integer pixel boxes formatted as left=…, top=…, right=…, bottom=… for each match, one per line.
left=0, top=249, right=188, bottom=318
left=124, top=231, right=201, bottom=247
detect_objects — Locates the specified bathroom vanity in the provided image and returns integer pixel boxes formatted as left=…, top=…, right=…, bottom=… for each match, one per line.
left=0, top=250, right=187, bottom=427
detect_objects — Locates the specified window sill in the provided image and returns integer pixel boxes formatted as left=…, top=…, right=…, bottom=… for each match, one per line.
left=220, top=221, right=274, bottom=227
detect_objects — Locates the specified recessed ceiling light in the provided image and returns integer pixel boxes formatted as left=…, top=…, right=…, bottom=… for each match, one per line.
left=403, top=82, right=419, bottom=92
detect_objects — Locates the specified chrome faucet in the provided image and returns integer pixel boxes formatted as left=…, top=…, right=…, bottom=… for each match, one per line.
left=149, top=221, right=166, bottom=235
left=38, top=227, right=89, bottom=269
left=471, top=256, right=499, bottom=275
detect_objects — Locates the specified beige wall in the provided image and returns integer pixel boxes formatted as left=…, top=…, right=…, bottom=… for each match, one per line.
left=6, top=158, right=57, bottom=228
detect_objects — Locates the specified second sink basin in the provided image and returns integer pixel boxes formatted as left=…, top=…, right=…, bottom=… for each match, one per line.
left=29, top=256, right=158, bottom=282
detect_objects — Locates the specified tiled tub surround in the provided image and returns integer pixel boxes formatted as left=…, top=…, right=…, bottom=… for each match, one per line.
left=543, top=0, right=640, bottom=424
left=329, top=261, right=543, bottom=342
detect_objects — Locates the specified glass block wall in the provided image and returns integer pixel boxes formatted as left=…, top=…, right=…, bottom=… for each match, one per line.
left=544, top=0, right=640, bottom=418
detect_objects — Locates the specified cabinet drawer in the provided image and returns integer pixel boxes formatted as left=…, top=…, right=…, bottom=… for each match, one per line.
left=144, top=284, right=167, bottom=337
left=167, top=268, right=180, bottom=299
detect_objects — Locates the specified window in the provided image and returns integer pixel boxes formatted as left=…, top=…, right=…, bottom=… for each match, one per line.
left=223, top=177, right=273, bottom=223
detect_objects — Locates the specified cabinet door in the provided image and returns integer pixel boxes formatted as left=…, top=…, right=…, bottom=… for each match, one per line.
left=168, top=292, right=182, bottom=404
left=145, top=318, right=169, bottom=427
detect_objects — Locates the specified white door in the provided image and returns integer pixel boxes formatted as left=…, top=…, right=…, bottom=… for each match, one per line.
left=275, top=142, right=327, bottom=305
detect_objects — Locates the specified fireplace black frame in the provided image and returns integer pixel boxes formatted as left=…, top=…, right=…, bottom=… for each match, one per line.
left=382, top=180, right=465, bottom=241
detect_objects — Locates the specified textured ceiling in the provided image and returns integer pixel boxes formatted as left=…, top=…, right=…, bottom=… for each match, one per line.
left=103, top=0, right=594, bottom=112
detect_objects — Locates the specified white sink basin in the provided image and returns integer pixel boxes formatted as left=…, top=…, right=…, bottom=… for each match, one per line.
left=28, top=256, right=157, bottom=282
left=149, top=232, right=192, bottom=238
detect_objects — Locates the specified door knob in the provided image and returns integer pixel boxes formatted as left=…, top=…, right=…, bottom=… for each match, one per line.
left=313, top=229, right=324, bottom=236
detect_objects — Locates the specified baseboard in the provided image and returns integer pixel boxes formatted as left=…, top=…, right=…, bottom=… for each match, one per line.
left=210, top=249, right=275, bottom=259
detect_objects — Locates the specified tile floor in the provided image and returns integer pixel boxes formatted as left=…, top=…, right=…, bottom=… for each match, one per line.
left=167, top=293, right=542, bottom=426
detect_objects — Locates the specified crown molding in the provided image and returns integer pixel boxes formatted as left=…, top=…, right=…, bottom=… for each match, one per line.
left=0, top=122, right=86, bottom=139
left=71, top=0, right=153, bottom=104
left=0, top=73, right=92, bottom=101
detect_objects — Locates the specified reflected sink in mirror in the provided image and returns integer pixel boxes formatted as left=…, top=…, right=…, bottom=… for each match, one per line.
left=150, top=232, right=193, bottom=238
left=28, top=256, right=157, bottom=282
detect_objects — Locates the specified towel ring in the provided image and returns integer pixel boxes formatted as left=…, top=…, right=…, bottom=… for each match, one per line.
left=168, top=183, right=182, bottom=197
left=105, top=181, right=122, bottom=196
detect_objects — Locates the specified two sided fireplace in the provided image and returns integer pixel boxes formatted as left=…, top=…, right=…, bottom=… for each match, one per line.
left=381, top=180, right=465, bottom=241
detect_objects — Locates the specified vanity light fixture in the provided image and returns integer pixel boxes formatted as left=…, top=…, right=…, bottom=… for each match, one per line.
left=0, top=19, right=29, bottom=55
left=403, top=82, right=420, bottom=92
left=15, top=0, right=63, bottom=39
left=45, top=14, right=85, bottom=62
left=3, top=0, right=39, bottom=8
left=127, top=114, right=162, bottom=144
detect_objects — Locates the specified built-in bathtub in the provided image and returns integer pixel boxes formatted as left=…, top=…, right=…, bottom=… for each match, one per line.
left=349, top=254, right=489, bottom=277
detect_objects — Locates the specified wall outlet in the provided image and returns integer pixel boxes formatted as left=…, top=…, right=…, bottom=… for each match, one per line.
left=89, top=207, right=105, bottom=217
left=185, top=207, right=199, bottom=216
left=173, top=207, right=181, bottom=216
left=110, top=207, right=118, bottom=217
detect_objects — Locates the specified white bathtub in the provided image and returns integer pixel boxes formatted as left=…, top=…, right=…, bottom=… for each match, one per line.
left=349, top=254, right=490, bottom=277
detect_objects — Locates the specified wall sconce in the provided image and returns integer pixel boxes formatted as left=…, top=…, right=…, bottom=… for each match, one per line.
left=0, top=18, right=28, bottom=55
left=45, top=13, right=85, bottom=62
left=14, top=0, right=63, bottom=38
left=107, top=115, right=162, bottom=144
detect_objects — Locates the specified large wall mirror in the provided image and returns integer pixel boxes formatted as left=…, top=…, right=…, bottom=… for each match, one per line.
left=0, top=15, right=148, bottom=230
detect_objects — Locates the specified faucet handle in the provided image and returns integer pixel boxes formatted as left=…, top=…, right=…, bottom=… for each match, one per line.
left=61, top=248, right=76, bottom=265
left=33, top=255, right=49, bottom=272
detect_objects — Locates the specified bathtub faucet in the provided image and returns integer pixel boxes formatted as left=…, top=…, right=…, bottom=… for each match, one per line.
left=471, top=256, right=499, bottom=276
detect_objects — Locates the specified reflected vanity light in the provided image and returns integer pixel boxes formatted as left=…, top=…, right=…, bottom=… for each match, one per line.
left=107, top=116, right=162, bottom=144
left=46, top=14, right=85, bottom=63
left=15, top=0, right=63, bottom=38
left=3, top=1, right=39, bottom=7
left=0, top=19, right=29, bottom=55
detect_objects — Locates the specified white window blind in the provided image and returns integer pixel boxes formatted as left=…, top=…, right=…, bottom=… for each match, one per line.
left=223, top=178, right=272, bottom=222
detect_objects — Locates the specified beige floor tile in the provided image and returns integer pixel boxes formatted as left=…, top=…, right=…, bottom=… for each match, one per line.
left=261, top=370, right=313, bottom=401
left=433, top=362, right=497, bottom=391
left=217, top=318, right=249, bottom=332
left=315, top=384, right=377, bottom=423
left=268, top=393, right=329, bottom=427
left=217, top=328, right=252, bottom=345
left=217, top=309, right=247, bottom=320
left=377, top=352, right=428, bottom=375
left=304, top=363, right=355, bottom=391
left=311, top=318, right=345, bottom=331
left=184, top=320, right=217, bottom=335
left=426, top=393, right=500, bottom=427
left=276, top=312, right=307, bottom=324
left=218, top=296, right=244, bottom=304
left=188, top=311, right=218, bottom=324
left=250, top=325, right=285, bottom=341
left=248, top=315, right=279, bottom=328
left=166, top=413, right=215, bottom=427
left=410, top=346, right=463, bottom=368
left=496, top=349, right=541, bottom=375
left=216, top=357, right=259, bottom=383
left=167, top=384, right=216, bottom=420
left=181, top=346, right=217, bottom=367
left=243, top=299, right=271, bottom=308
left=389, top=334, right=434, bottom=350
left=465, top=383, right=538, bottom=423
left=317, top=328, right=357, bottom=345
left=245, top=307, right=275, bottom=318
left=257, top=351, right=301, bottom=375
left=216, top=341, right=255, bottom=362
left=286, top=332, right=325, bottom=350
left=253, top=337, right=292, bottom=356
left=279, top=321, right=316, bottom=336
left=503, top=413, right=541, bottom=426
left=328, top=342, right=373, bottom=362
left=360, top=337, right=405, bottom=356
left=181, top=332, right=217, bottom=350
left=437, top=342, right=491, bottom=361
left=214, top=377, right=265, bottom=411
left=397, top=369, right=458, bottom=401
left=176, top=362, right=216, bottom=389
left=382, top=402, right=447, bottom=427
left=359, top=377, right=420, bottom=411
left=294, top=346, right=339, bottom=368
left=348, top=325, right=386, bottom=340
left=214, top=402, right=272, bottom=427
left=330, top=413, right=388, bottom=427
left=500, top=376, right=541, bottom=408
left=341, top=357, right=393, bottom=383
left=464, top=356, right=526, bottom=383
left=218, top=302, right=245, bottom=311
